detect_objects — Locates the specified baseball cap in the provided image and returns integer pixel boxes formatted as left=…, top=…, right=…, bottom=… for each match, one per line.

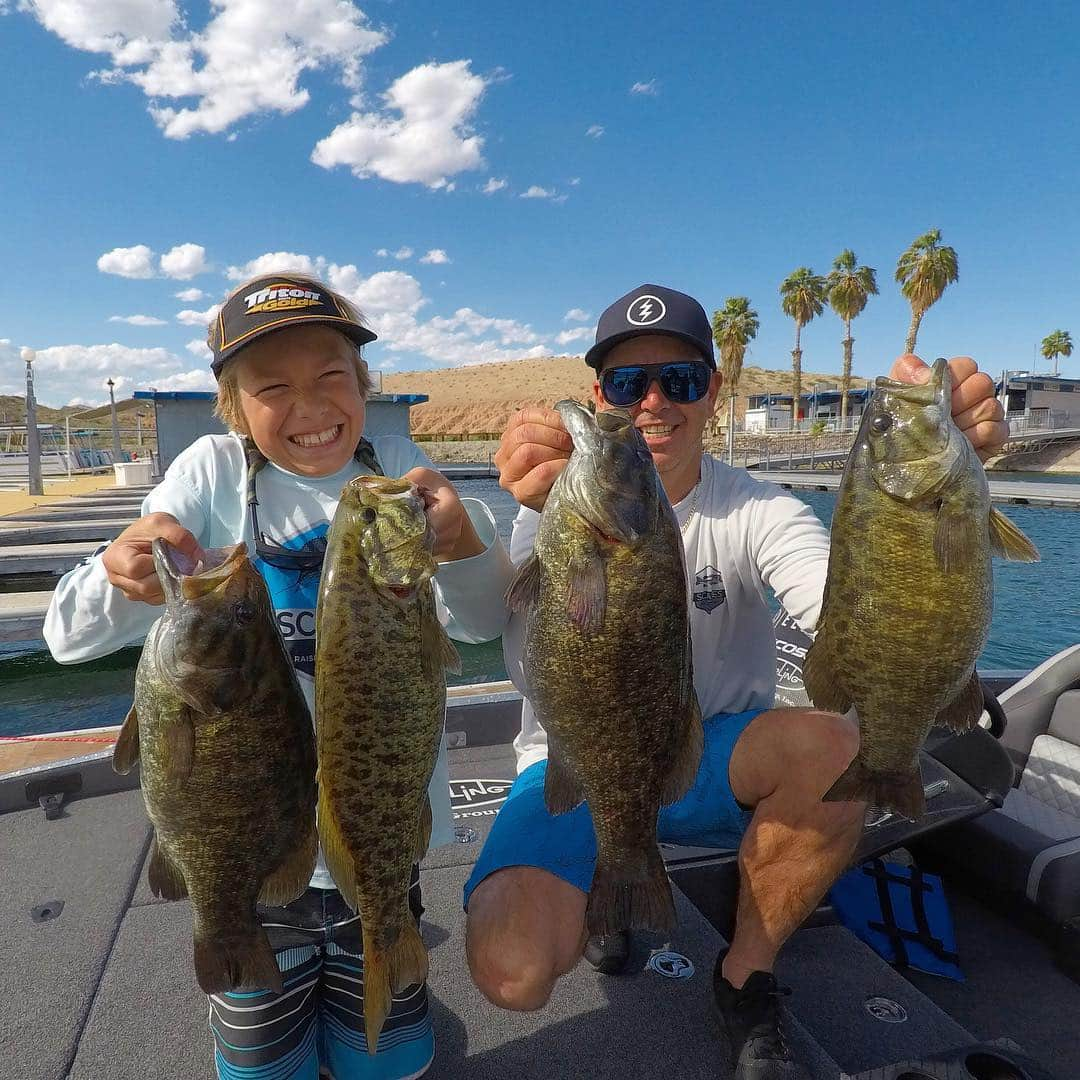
left=584, top=284, right=716, bottom=371
left=210, top=274, right=377, bottom=377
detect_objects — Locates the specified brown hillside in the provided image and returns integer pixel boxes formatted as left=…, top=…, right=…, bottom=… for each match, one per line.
left=384, top=355, right=869, bottom=435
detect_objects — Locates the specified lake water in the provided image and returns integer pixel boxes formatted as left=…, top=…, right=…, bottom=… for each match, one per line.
left=2, top=474, right=1077, bottom=738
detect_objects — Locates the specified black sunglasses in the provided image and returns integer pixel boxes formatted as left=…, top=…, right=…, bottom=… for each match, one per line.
left=599, top=361, right=712, bottom=408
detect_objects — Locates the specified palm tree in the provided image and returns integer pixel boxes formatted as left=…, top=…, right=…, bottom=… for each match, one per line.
left=827, top=250, right=877, bottom=429
left=895, top=228, right=959, bottom=354
left=779, top=267, right=827, bottom=430
left=711, top=296, right=760, bottom=462
left=1041, top=330, right=1073, bottom=377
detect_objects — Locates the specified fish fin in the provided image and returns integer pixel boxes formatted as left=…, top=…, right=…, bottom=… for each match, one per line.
left=933, top=508, right=979, bottom=572
left=112, top=704, right=140, bottom=775
left=802, top=639, right=852, bottom=714
left=421, top=611, right=461, bottom=678
left=259, top=823, right=318, bottom=907
left=544, top=741, right=585, bottom=815
left=147, top=834, right=188, bottom=901
left=164, top=713, right=195, bottom=783
left=317, top=785, right=357, bottom=907
left=933, top=670, right=985, bottom=734
left=363, top=920, right=429, bottom=1055
left=415, top=795, right=433, bottom=859
left=587, top=845, right=675, bottom=936
left=194, top=923, right=282, bottom=996
left=660, top=696, right=704, bottom=806
left=823, top=758, right=926, bottom=821
left=566, top=551, right=606, bottom=636
left=505, top=553, right=543, bottom=613
left=989, top=507, right=1040, bottom=563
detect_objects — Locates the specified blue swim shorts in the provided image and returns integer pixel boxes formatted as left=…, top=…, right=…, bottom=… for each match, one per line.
left=463, top=708, right=763, bottom=907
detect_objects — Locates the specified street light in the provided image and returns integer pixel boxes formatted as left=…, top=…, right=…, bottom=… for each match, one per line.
left=21, top=347, right=43, bottom=496
left=107, top=377, right=123, bottom=462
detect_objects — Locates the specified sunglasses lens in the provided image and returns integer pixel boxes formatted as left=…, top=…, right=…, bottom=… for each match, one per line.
left=661, top=363, right=710, bottom=403
left=602, top=367, right=647, bottom=406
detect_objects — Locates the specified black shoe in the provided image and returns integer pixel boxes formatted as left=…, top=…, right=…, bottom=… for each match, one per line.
left=583, top=930, right=631, bottom=975
left=713, top=953, right=807, bottom=1079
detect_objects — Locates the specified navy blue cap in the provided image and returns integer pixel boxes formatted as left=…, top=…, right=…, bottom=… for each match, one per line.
left=211, top=274, right=377, bottom=377
left=584, top=284, right=715, bottom=371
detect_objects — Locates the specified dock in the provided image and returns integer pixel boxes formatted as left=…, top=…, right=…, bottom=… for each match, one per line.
left=756, top=470, right=1080, bottom=508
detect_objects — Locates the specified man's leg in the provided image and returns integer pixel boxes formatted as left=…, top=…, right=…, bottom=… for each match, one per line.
left=466, top=866, right=588, bottom=1010
left=723, top=706, right=864, bottom=988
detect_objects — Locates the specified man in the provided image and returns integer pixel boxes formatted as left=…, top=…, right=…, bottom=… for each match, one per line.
left=463, top=284, right=1008, bottom=1079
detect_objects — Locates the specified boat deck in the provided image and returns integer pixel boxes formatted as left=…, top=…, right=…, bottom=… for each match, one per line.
left=3, top=739, right=1073, bottom=1080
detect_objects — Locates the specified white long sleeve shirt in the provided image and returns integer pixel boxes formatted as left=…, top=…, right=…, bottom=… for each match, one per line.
left=507, top=453, right=830, bottom=773
left=45, top=432, right=515, bottom=885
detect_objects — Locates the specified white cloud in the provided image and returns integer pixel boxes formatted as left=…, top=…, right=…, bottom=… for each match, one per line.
left=520, top=185, right=554, bottom=199
left=108, top=314, right=168, bottom=326
left=564, top=308, right=591, bottom=322
left=175, top=287, right=205, bottom=302
left=176, top=304, right=221, bottom=326
left=19, top=342, right=183, bottom=406
left=226, top=252, right=326, bottom=280
left=586, top=124, right=604, bottom=138
left=630, top=80, right=659, bottom=96
left=24, top=1, right=388, bottom=140
left=97, top=244, right=156, bottom=278
left=151, top=368, right=217, bottom=392
left=569, top=177, right=581, bottom=186
left=394, top=246, right=413, bottom=261
left=186, top=339, right=212, bottom=360
left=311, top=60, right=486, bottom=188
left=419, top=249, right=449, bottom=265
left=374, top=248, right=390, bottom=257
left=160, top=242, right=208, bottom=279
left=555, top=327, right=592, bottom=346
left=481, top=177, right=507, bottom=194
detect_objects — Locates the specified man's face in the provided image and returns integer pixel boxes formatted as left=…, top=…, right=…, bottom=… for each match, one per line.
left=592, top=335, right=721, bottom=488
left=234, top=323, right=366, bottom=478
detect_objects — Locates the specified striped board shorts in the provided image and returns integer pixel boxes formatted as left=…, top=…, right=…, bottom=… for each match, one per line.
left=210, top=869, right=433, bottom=1080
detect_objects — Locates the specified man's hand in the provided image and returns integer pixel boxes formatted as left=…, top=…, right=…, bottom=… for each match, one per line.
left=405, top=467, right=486, bottom=563
left=493, top=407, right=574, bottom=513
left=102, top=512, right=204, bottom=604
left=889, top=354, right=1009, bottom=461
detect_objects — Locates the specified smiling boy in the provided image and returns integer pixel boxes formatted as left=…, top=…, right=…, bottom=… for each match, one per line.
left=45, top=273, right=514, bottom=1080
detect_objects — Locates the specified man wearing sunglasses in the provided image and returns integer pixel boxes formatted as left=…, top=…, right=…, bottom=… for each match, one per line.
left=464, top=283, right=1009, bottom=1080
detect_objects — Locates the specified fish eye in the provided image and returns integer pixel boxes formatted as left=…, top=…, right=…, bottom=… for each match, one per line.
left=361, top=507, right=378, bottom=524
left=233, top=600, right=255, bottom=626
left=870, top=413, right=893, bottom=434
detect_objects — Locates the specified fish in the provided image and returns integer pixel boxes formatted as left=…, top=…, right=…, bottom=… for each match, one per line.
left=113, top=540, right=317, bottom=995
left=506, top=400, right=703, bottom=936
left=802, top=359, right=1039, bottom=819
left=314, top=475, right=460, bottom=1054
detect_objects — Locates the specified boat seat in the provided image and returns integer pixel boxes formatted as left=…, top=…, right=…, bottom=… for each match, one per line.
left=930, top=689, right=1080, bottom=926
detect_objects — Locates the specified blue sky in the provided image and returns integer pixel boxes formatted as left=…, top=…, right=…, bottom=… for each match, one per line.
left=1, top=1, right=1077, bottom=407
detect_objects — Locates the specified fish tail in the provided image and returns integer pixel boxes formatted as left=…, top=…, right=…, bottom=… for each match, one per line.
left=823, top=758, right=926, bottom=821
left=194, top=923, right=282, bottom=996
left=587, top=845, right=675, bottom=936
left=362, top=921, right=429, bottom=1055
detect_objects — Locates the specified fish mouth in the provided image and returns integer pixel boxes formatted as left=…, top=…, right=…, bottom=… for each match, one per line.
left=152, top=540, right=247, bottom=603
left=874, top=357, right=950, bottom=405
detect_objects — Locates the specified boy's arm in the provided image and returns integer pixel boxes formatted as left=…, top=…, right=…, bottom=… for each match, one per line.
left=44, top=473, right=209, bottom=664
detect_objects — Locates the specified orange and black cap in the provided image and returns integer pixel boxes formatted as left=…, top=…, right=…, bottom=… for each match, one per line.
left=210, top=274, right=377, bottom=378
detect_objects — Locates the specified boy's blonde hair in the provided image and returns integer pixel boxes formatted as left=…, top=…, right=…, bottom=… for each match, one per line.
left=210, top=275, right=374, bottom=436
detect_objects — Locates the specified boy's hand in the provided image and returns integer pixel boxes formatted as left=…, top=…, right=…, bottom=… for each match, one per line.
left=405, top=467, right=486, bottom=563
left=889, top=354, right=1009, bottom=461
left=493, top=407, right=573, bottom=513
left=102, top=513, right=205, bottom=604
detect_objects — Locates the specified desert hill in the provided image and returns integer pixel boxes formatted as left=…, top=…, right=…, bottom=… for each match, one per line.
left=383, top=354, right=868, bottom=435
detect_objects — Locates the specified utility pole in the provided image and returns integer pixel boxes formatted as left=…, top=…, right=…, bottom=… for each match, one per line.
left=65, top=414, right=72, bottom=480
left=107, top=378, right=123, bottom=461
left=22, top=347, right=44, bottom=496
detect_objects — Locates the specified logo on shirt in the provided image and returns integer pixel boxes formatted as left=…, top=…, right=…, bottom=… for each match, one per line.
left=276, top=608, right=317, bottom=677
left=693, top=564, right=726, bottom=613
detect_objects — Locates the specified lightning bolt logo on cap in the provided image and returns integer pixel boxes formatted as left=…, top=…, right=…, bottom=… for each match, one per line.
left=626, top=294, right=666, bottom=326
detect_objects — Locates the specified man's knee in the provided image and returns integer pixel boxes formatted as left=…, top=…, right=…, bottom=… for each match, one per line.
left=791, top=709, right=860, bottom=783
left=465, top=867, right=585, bottom=1011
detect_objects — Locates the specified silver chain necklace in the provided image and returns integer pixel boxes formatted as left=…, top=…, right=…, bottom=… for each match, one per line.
left=680, top=481, right=701, bottom=535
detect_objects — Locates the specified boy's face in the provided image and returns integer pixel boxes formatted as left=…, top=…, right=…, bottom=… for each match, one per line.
left=233, top=323, right=367, bottom=477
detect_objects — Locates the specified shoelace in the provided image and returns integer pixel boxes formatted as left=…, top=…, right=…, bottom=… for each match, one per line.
left=736, top=982, right=793, bottom=1059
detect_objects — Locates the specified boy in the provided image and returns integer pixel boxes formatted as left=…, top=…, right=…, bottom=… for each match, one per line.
left=44, top=272, right=514, bottom=1080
